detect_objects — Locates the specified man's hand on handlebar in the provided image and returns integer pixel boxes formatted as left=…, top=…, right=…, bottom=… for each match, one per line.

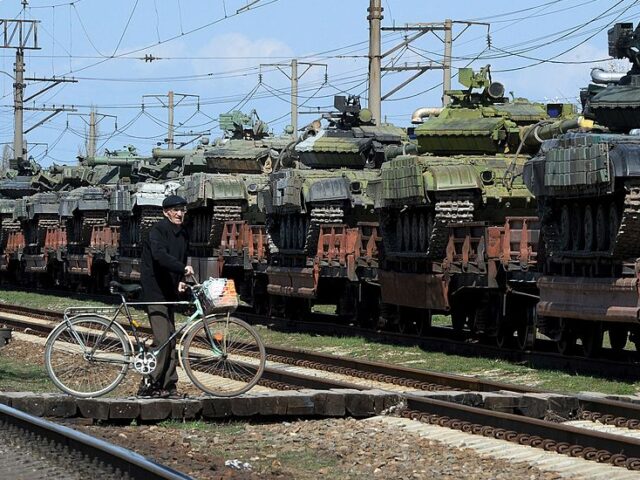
left=178, top=281, right=189, bottom=293
left=184, top=265, right=194, bottom=277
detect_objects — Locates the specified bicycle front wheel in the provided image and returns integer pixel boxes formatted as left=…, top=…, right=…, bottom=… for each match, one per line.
left=45, top=315, right=132, bottom=398
left=182, top=316, right=266, bottom=397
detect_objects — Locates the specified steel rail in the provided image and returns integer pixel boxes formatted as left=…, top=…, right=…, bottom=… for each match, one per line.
left=0, top=403, right=192, bottom=479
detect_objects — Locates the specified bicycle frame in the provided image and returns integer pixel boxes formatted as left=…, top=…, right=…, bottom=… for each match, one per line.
left=62, top=290, right=227, bottom=364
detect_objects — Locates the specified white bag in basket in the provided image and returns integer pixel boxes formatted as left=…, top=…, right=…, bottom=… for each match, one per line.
left=198, top=278, right=238, bottom=315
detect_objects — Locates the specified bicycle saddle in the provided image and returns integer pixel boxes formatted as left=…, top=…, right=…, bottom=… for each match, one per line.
left=109, top=281, right=142, bottom=295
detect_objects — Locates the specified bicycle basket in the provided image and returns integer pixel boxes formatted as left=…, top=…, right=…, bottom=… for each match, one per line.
left=196, top=278, right=238, bottom=315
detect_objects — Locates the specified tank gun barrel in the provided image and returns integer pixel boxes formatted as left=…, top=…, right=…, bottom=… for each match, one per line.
left=85, top=157, right=140, bottom=167
left=152, top=148, right=195, bottom=159
left=521, top=116, right=594, bottom=147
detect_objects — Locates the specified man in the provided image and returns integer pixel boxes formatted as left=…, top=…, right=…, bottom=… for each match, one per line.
left=139, top=194, right=194, bottom=398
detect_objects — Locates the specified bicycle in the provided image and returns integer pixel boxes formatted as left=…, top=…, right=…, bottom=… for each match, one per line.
left=44, top=278, right=266, bottom=398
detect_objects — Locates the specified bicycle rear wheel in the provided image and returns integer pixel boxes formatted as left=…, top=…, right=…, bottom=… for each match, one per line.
left=181, top=315, right=266, bottom=396
left=44, top=315, right=132, bottom=398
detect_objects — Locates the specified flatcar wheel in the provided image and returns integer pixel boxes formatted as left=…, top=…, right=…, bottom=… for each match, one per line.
left=583, top=205, right=594, bottom=252
left=559, top=204, right=571, bottom=250
left=397, top=308, right=415, bottom=334
left=608, top=202, right=619, bottom=252
left=416, top=309, right=432, bottom=337
left=581, top=323, right=603, bottom=358
left=496, top=326, right=515, bottom=348
left=557, top=323, right=576, bottom=356
left=515, top=305, right=536, bottom=351
left=595, top=203, right=607, bottom=251
left=450, top=307, right=467, bottom=332
left=608, top=327, right=628, bottom=351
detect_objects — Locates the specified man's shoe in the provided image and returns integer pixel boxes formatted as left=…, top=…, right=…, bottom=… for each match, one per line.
left=136, top=379, right=156, bottom=398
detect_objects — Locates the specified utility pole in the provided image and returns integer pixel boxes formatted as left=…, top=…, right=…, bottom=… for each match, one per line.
left=260, top=60, right=327, bottom=136
left=167, top=91, right=174, bottom=149
left=1, top=18, right=77, bottom=169
left=68, top=109, right=117, bottom=158
left=443, top=19, right=453, bottom=105
left=142, top=92, right=199, bottom=148
left=372, top=19, right=489, bottom=109
left=368, top=0, right=382, bottom=125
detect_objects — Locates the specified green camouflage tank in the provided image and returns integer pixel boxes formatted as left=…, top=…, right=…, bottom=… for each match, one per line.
left=377, top=65, right=578, bottom=261
left=264, top=95, right=407, bottom=257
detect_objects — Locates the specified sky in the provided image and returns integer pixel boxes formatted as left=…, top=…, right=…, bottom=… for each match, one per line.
left=0, top=0, right=637, bottom=167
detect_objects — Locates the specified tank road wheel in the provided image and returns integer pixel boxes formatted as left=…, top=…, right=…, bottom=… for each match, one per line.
left=583, top=205, right=594, bottom=252
left=570, top=203, right=583, bottom=251
left=608, top=326, right=628, bottom=351
left=595, top=203, right=608, bottom=251
left=559, top=204, right=571, bottom=250
left=581, top=322, right=603, bottom=358
left=410, top=214, right=419, bottom=251
left=396, top=216, right=403, bottom=250
left=608, top=201, right=620, bottom=251
left=403, top=215, right=411, bottom=252
left=418, top=213, right=427, bottom=252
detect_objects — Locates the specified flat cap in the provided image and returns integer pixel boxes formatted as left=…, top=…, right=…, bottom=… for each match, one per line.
left=162, top=194, right=187, bottom=209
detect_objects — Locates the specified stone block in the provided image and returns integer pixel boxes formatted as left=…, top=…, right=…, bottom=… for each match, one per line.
left=480, top=393, right=521, bottom=414
left=517, top=393, right=578, bottom=419
left=43, top=394, right=77, bottom=418
left=230, top=396, right=260, bottom=416
left=365, top=390, right=402, bottom=414
left=201, top=397, right=233, bottom=419
left=286, top=392, right=315, bottom=416
left=313, top=391, right=345, bottom=416
left=104, top=399, right=140, bottom=420
left=138, top=399, right=173, bottom=421
left=256, top=392, right=289, bottom=416
left=0, top=391, right=30, bottom=407
left=11, top=393, right=46, bottom=417
left=77, top=398, right=110, bottom=421
left=344, top=391, right=375, bottom=417
left=170, top=399, right=202, bottom=420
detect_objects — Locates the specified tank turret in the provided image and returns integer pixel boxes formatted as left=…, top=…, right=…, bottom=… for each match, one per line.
left=378, top=65, right=577, bottom=261
left=582, top=22, right=640, bottom=131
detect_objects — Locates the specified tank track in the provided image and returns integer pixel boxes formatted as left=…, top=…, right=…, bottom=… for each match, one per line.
left=138, top=207, right=164, bottom=246
left=210, top=205, right=243, bottom=247
left=612, top=186, right=640, bottom=259
left=304, top=206, right=344, bottom=256
left=426, top=196, right=475, bottom=259
left=69, top=211, right=108, bottom=246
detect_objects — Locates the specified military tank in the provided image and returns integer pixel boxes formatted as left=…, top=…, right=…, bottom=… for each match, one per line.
left=523, top=22, right=640, bottom=356
left=375, top=65, right=582, bottom=337
left=175, top=111, right=291, bottom=304
left=261, top=95, right=406, bottom=319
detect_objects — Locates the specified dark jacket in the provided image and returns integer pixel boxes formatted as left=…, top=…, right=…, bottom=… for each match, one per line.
left=141, top=217, right=189, bottom=302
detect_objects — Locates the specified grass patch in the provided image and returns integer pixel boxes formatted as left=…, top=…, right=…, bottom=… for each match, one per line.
left=0, top=355, right=50, bottom=392
left=253, top=325, right=640, bottom=395
left=2, top=288, right=640, bottom=396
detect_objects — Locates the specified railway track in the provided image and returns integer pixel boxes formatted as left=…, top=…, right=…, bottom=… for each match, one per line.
left=0, top=304, right=541, bottom=394
left=0, top=403, right=191, bottom=479
left=7, top=304, right=640, bottom=474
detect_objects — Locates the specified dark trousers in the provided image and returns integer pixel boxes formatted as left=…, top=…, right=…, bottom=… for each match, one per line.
left=148, top=304, right=179, bottom=390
